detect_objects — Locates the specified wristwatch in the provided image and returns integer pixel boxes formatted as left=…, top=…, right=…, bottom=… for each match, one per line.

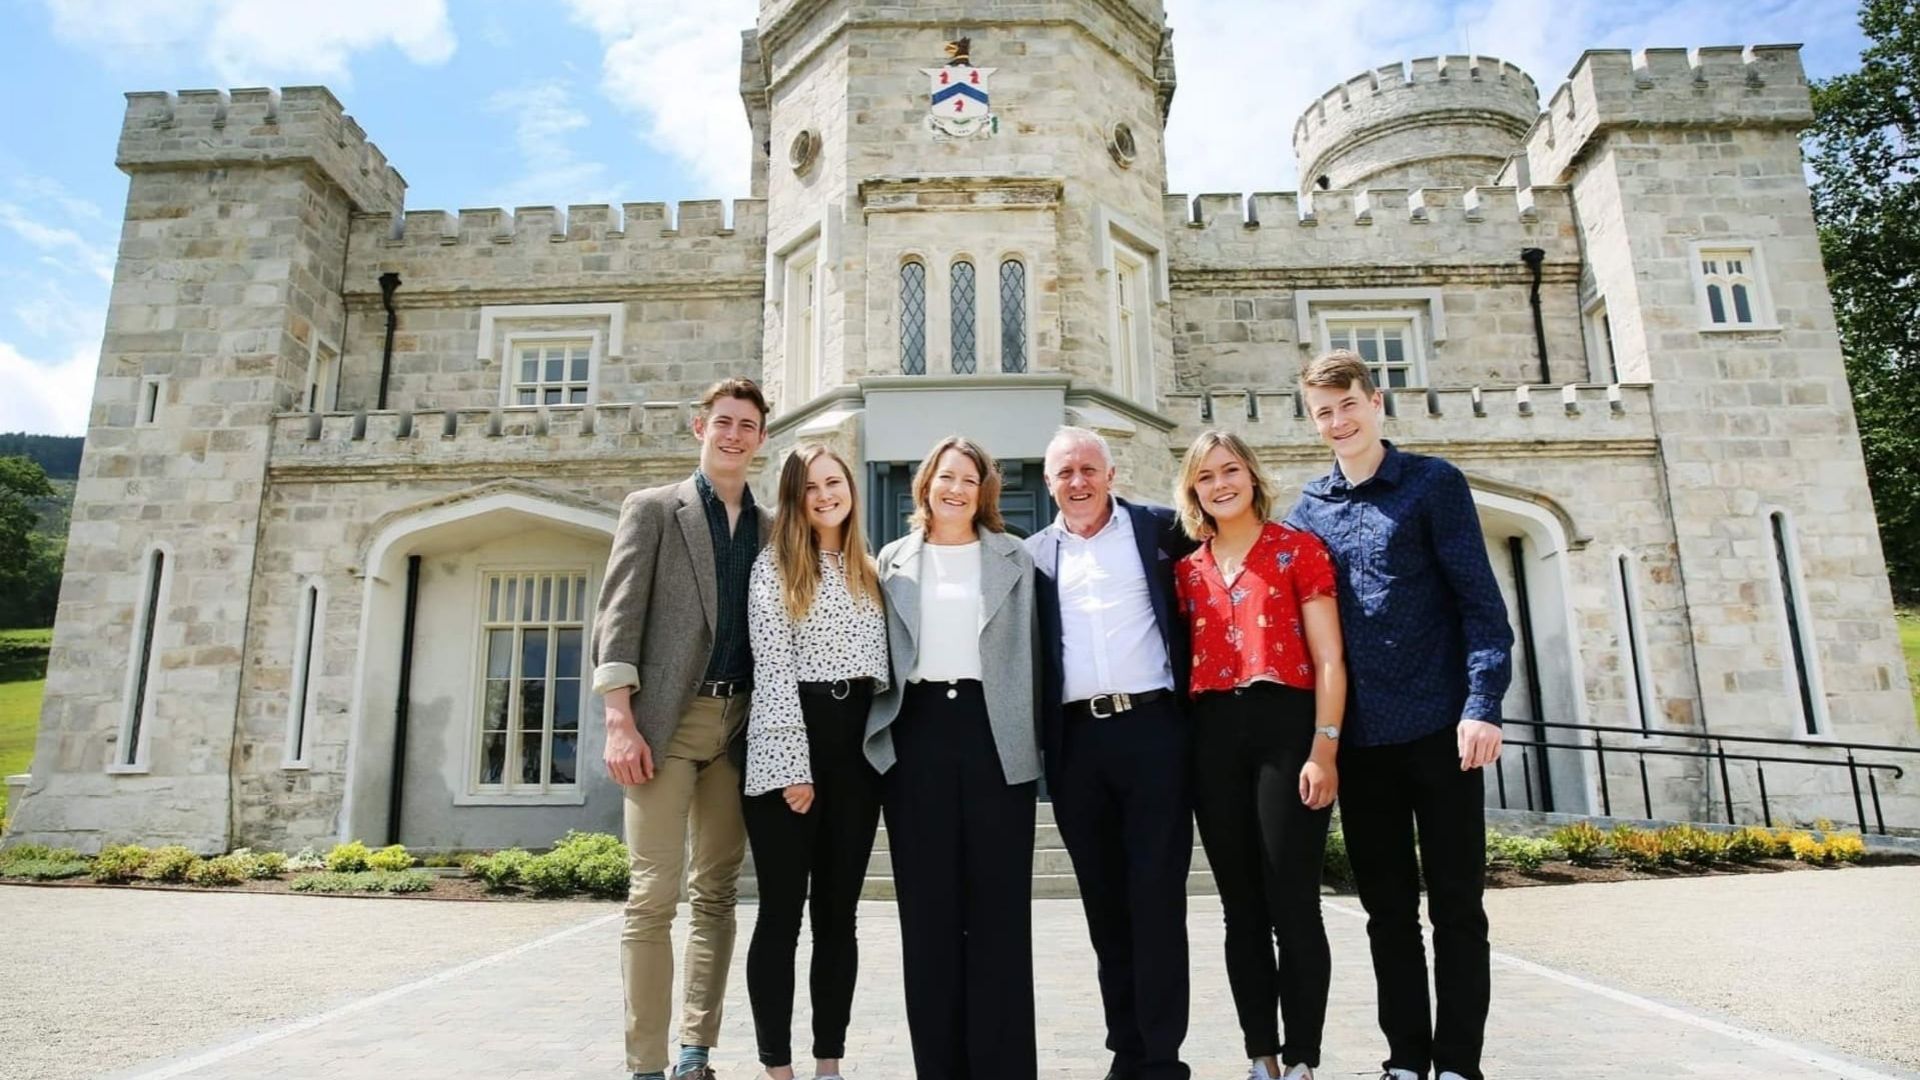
left=1315, top=725, right=1341, bottom=742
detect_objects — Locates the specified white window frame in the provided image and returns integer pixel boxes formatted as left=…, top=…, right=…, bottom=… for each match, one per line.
left=1584, top=298, right=1618, bottom=384
left=1110, top=242, right=1152, bottom=401
left=303, top=334, right=341, bottom=413
left=1763, top=508, right=1830, bottom=739
left=784, top=242, right=823, bottom=403
left=1094, top=205, right=1167, bottom=408
left=283, top=579, right=323, bottom=769
left=1690, top=241, right=1779, bottom=332
left=109, top=543, right=174, bottom=774
left=1609, top=549, right=1658, bottom=736
left=1318, top=309, right=1428, bottom=388
left=499, top=330, right=600, bottom=409
left=460, top=565, right=593, bottom=805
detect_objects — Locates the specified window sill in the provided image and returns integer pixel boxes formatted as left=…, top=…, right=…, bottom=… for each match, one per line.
left=454, top=789, right=588, bottom=807
left=104, top=763, right=151, bottom=776
left=1697, top=323, right=1782, bottom=334
left=281, top=761, right=312, bottom=772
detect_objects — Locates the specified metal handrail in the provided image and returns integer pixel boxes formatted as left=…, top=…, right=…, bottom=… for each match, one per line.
left=1493, top=718, right=1916, bottom=836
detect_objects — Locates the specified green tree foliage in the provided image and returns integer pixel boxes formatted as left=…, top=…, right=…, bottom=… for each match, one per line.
left=0, top=435, right=82, bottom=480
left=0, top=457, right=60, bottom=628
left=1808, top=0, right=1920, bottom=601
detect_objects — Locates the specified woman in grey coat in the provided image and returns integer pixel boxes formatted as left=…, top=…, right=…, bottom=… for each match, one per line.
left=864, top=434, right=1041, bottom=1080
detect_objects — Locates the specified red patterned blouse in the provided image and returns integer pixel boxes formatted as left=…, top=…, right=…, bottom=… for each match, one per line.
left=1175, top=521, right=1338, bottom=696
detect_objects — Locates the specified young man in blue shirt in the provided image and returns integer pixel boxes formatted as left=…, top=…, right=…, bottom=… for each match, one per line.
left=1285, top=351, right=1514, bottom=1080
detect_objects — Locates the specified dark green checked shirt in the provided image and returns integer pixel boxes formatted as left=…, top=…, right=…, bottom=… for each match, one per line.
left=695, top=470, right=758, bottom=683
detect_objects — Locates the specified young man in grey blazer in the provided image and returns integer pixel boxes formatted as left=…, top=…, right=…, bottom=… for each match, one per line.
left=593, top=377, right=773, bottom=1080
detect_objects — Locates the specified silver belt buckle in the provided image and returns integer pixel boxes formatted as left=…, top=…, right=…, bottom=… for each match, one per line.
left=830, top=678, right=851, bottom=701
left=1087, top=694, right=1114, bottom=719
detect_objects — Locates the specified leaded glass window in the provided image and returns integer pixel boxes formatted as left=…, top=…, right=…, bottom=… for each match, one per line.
left=999, top=259, right=1027, bottom=373
left=477, top=570, right=588, bottom=791
left=951, top=260, right=977, bottom=374
left=900, top=261, right=927, bottom=374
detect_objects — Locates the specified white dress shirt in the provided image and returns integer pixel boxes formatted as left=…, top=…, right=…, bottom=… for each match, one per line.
left=911, top=540, right=985, bottom=682
left=1052, top=502, right=1173, bottom=702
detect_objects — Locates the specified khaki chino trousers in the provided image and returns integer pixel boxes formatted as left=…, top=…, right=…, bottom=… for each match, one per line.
left=622, top=694, right=749, bottom=1073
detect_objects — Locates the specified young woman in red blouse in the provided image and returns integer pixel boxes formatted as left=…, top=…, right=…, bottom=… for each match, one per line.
left=1172, top=430, right=1347, bottom=1080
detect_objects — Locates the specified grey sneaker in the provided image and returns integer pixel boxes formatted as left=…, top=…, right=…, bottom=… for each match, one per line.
left=669, top=1066, right=715, bottom=1080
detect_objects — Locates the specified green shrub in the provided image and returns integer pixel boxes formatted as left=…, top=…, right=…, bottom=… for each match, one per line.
left=1, top=858, right=91, bottom=880
left=0, top=843, right=85, bottom=867
left=286, top=846, right=326, bottom=872
left=143, top=845, right=200, bottom=883
left=1611, top=827, right=1668, bottom=870
left=365, top=844, right=414, bottom=872
left=551, top=830, right=627, bottom=860
left=419, top=851, right=479, bottom=869
left=1661, top=825, right=1727, bottom=867
left=290, top=869, right=434, bottom=894
left=574, top=850, right=630, bottom=898
left=1486, top=831, right=1561, bottom=873
left=1549, top=822, right=1609, bottom=867
left=1322, top=828, right=1352, bottom=890
left=1726, top=826, right=1774, bottom=864
left=91, top=844, right=151, bottom=883
left=468, top=848, right=533, bottom=890
left=185, top=855, right=247, bottom=887
left=520, top=852, right=579, bottom=896
left=325, top=840, right=373, bottom=873
left=247, top=851, right=288, bottom=879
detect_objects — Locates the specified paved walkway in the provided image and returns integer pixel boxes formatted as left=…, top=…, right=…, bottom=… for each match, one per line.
left=2, top=867, right=1913, bottom=1080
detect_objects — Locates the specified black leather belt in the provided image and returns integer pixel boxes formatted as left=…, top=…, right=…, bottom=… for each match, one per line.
left=697, top=678, right=751, bottom=698
left=798, top=677, right=874, bottom=701
left=1066, top=687, right=1172, bottom=719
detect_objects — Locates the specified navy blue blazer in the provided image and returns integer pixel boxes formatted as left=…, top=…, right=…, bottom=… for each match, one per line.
left=1025, top=498, right=1196, bottom=788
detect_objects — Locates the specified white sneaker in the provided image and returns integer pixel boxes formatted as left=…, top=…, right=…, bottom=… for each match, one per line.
left=1379, top=1072, right=1420, bottom=1080
left=1437, top=1073, right=1470, bottom=1080
left=1247, top=1062, right=1278, bottom=1080
left=1283, top=1065, right=1314, bottom=1080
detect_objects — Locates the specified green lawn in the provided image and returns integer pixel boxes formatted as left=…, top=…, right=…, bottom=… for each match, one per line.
left=1900, top=607, right=1920, bottom=728
left=0, top=628, right=50, bottom=827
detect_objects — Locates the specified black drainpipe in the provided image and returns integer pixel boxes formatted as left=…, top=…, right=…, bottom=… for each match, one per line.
left=386, top=554, right=422, bottom=845
left=1507, top=536, right=1553, bottom=812
left=1521, top=248, right=1549, bottom=385
left=376, top=272, right=402, bottom=411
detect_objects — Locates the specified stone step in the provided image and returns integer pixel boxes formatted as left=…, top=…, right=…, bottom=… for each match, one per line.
left=857, top=870, right=1218, bottom=901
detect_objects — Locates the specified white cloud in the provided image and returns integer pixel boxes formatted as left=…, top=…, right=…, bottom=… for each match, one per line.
left=485, top=81, right=620, bottom=207
left=0, top=202, right=114, bottom=283
left=0, top=337, right=100, bottom=437
left=563, top=0, right=757, bottom=196
left=42, top=0, right=456, bottom=85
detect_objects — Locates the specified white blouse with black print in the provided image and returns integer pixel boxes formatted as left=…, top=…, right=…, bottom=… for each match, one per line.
left=744, top=545, right=891, bottom=796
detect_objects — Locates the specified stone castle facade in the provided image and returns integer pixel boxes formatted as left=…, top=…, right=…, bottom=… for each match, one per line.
left=9, top=0, right=1916, bottom=853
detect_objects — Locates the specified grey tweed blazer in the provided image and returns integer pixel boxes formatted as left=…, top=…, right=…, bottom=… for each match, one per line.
left=591, top=475, right=772, bottom=753
left=864, top=526, right=1042, bottom=786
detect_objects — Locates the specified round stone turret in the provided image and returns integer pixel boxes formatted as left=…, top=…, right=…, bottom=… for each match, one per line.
left=1293, top=55, right=1539, bottom=190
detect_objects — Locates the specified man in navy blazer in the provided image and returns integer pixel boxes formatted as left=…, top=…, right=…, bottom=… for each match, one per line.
left=1027, top=426, right=1196, bottom=1080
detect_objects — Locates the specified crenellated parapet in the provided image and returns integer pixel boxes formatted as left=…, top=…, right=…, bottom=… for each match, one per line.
left=1523, top=45, right=1812, bottom=185
left=1293, top=56, right=1540, bottom=190
left=1164, top=184, right=1579, bottom=274
left=118, top=86, right=404, bottom=214
left=344, top=200, right=769, bottom=297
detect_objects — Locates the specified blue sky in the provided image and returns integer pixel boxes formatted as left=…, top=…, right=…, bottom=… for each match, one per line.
left=0, top=0, right=1868, bottom=436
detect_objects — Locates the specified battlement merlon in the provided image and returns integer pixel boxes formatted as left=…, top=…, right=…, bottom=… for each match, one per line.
left=1292, top=56, right=1539, bottom=179
left=118, top=87, right=405, bottom=215
left=1162, top=185, right=1580, bottom=270
left=1523, top=45, right=1813, bottom=185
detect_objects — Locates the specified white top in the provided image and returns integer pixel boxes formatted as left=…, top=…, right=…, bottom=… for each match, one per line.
left=743, top=547, right=891, bottom=796
left=910, top=540, right=984, bottom=682
left=1052, top=502, right=1174, bottom=702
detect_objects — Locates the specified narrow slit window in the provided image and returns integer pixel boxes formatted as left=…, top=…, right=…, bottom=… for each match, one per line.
left=287, top=584, right=319, bottom=765
left=122, top=549, right=165, bottom=767
left=1770, top=512, right=1820, bottom=735
left=140, top=379, right=161, bottom=425
left=900, top=261, right=927, bottom=374
left=950, top=260, right=977, bottom=374
left=999, top=259, right=1027, bottom=373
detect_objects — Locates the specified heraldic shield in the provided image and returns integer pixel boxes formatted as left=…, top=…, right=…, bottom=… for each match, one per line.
left=922, top=64, right=998, bottom=138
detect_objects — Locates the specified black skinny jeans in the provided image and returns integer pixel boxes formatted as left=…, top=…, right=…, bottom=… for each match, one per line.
left=1339, top=725, right=1490, bottom=1080
left=741, top=682, right=882, bottom=1068
left=1190, top=682, right=1332, bottom=1067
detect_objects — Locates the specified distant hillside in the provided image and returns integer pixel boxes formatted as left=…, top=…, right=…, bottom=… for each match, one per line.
left=0, top=434, right=82, bottom=480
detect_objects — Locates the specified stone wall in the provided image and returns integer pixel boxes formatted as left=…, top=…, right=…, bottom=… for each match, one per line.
left=1294, top=56, right=1539, bottom=190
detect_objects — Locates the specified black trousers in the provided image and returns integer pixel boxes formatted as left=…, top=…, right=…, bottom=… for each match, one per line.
left=883, top=680, right=1038, bottom=1080
left=1054, top=695, right=1192, bottom=1080
left=1339, top=725, right=1490, bottom=1080
left=1190, top=683, right=1332, bottom=1067
left=742, top=683, right=882, bottom=1067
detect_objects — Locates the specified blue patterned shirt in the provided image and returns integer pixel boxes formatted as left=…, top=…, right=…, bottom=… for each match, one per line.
left=1285, top=443, right=1514, bottom=748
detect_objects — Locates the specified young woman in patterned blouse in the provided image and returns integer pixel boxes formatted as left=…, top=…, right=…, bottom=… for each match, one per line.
left=1171, top=430, right=1347, bottom=1080
left=742, top=444, right=890, bottom=1080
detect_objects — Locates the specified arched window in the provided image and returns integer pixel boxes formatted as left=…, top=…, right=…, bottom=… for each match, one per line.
left=900, top=260, right=927, bottom=375
left=950, top=259, right=977, bottom=374
left=999, top=259, right=1027, bottom=373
